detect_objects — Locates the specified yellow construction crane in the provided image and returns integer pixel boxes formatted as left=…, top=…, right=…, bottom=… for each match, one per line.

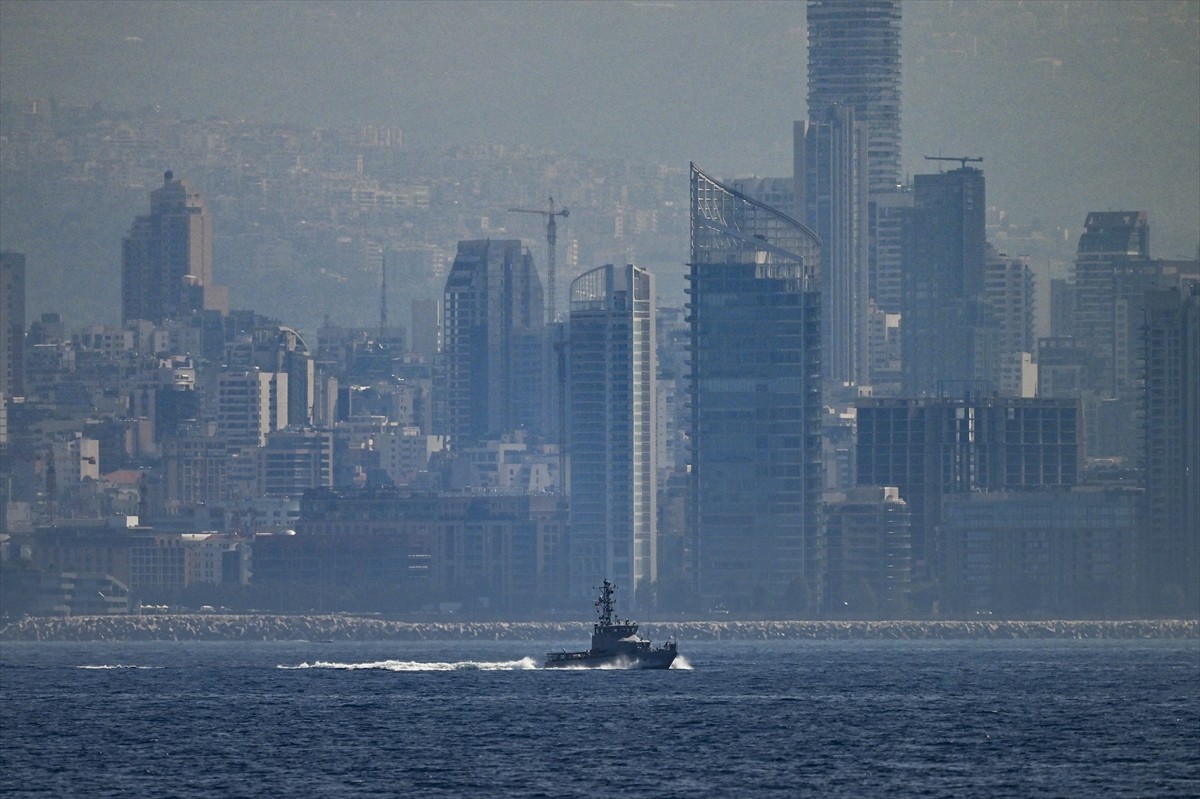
left=508, top=197, right=569, bottom=322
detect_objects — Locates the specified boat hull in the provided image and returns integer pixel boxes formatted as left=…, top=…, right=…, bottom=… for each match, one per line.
left=543, top=648, right=677, bottom=669
left=544, top=643, right=676, bottom=667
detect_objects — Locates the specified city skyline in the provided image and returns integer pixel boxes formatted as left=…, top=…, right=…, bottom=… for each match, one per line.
left=0, top=1, right=1196, bottom=620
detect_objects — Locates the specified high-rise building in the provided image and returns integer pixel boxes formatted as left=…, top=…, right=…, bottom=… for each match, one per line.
left=1071, top=211, right=1151, bottom=399
left=0, top=251, right=26, bottom=398
left=794, top=108, right=870, bottom=386
left=688, top=164, right=823, bottom=612
left=807, top=0, right=902, bottom=196
left=214, top=369, right=288, bottom=450
left=983, top=245, right=1036, bottom=396
left=121, top=171, right=228, bottom=324
left=224, top=322, right=315, bottom=430
left=867, top=187, right=912, bottom=315
left=567, top=264, right=657, bottom=604
left=1067, top=212, right=1198, bottom=459
left=1140, top=285, right=1200, bottom=615
left=440, top=239, right=545, bottom=449
left=901, top=165, right=989, bottom=396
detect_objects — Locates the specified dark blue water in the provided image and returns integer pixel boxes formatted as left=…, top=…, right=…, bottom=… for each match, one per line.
left=2, top=638, right=1197, bottom=798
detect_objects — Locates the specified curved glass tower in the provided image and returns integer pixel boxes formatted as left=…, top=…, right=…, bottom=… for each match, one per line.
left=688, top=164, right=824, bottom=612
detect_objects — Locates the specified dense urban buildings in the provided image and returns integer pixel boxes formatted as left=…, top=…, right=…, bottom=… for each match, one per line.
left=688, top=163, right=823, bottom=612
left=1, top=1, right=1197, bottom=622
left=566, top=264, right=657, bottom=605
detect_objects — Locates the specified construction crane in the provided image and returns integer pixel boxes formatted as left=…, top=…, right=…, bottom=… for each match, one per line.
left=924, top=155, right=983, bottom=170
left=508, top=197, right=569, bottom=322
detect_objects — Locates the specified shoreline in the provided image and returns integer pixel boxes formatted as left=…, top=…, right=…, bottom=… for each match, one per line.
left=1, top=615, right=1196, bottom=642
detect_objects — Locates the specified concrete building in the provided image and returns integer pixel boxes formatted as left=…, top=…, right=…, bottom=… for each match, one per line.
left=825, top=486, right=910, bottom=614
left=374, top=425, right=446, bottom=485
left=940, top=488, right=1137, bottom=617
left=225, top=324, right=315, bottom=429
left=867, top=188, right=912, bottom=317
left=121, top=171, right=228, bottom=324
left=1071, top=211, right=1150, bottom=399
left=256, top=428, right=334, bottom=497
left=806, top=0, right=903, bottom=196
left=567, top=264, right=657, bottom=605
left=164, top=436, right=236, bottom=506
left=856, top=396, right=1081, bottom=590
left=215, top=369, right=288, bottom=450
left=688, top=163, right=823, bottom=613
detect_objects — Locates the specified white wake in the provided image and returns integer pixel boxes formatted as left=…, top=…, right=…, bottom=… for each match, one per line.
left=278, top=657, right=540, bottom=671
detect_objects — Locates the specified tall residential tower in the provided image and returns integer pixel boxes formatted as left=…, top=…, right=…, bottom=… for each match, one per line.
left=567, top=264, right=657, bottom=604
left=807, top=0, right=902, bottom=196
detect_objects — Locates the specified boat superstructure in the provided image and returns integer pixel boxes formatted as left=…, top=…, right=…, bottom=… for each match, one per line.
left=544, top=580, right=678, bottom=669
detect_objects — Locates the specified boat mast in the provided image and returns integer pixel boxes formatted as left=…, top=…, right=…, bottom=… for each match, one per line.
left=595, top=580, right=616, bottom=626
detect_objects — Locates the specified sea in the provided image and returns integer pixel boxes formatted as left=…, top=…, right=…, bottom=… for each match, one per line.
left=1, top=638, right=1197, bottom=798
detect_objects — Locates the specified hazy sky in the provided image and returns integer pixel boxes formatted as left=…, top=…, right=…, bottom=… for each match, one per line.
left=2, top=0, right=1198, bottom=256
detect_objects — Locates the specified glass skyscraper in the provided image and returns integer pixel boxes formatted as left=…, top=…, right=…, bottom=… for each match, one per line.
left=688, top=164, right=823, bottom=612
left=440, top=239, right=545, bottom=448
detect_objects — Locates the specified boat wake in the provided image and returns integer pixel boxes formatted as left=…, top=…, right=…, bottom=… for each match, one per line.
left=278, top=657, right=539, bottom=672
left=77, top=664, right=161, bottom=670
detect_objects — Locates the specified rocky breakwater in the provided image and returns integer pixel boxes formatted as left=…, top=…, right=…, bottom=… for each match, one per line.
left=1, top=615, right=1196, bottom=642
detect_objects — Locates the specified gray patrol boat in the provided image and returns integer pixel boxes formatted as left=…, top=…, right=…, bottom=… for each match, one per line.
left=544, top=580, right=678, bottom=669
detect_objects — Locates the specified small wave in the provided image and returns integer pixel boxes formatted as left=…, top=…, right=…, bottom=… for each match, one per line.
left=278, top=657, right=539, bottom=672
left=77, top=664, right=160, bottom=670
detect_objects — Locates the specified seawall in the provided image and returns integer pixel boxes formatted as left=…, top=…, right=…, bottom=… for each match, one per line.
left=1, top=615, right=1196, bottom=642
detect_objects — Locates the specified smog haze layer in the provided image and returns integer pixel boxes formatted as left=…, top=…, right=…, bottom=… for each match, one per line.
left=1, top=0, right=1197, bottom=324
